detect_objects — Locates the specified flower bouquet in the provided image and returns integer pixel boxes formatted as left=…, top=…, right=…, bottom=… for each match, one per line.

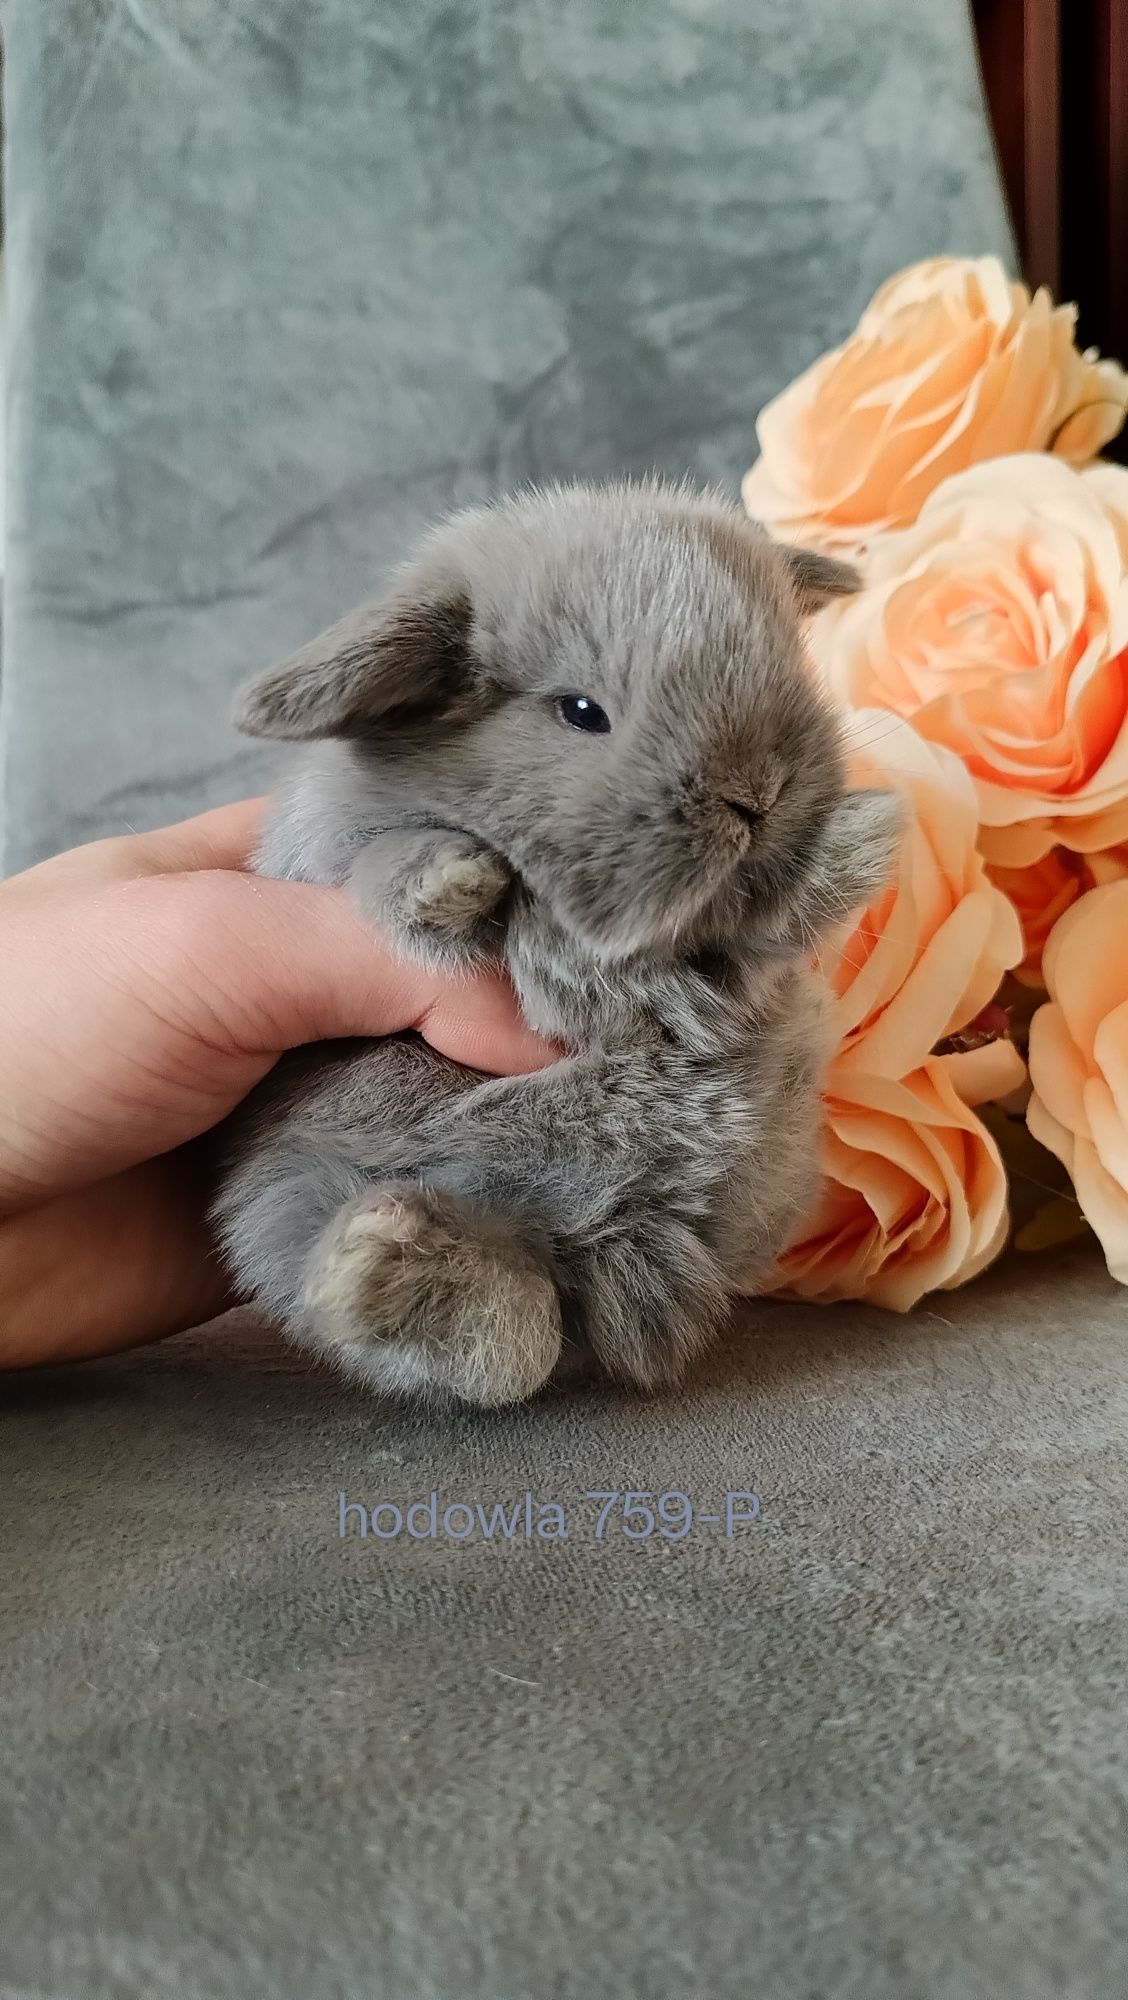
left=745, top=257, right=1128, bottom=1305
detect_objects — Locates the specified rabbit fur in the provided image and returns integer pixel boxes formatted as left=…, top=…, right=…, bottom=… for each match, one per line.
left=214, top=480, right=901, bottom=1406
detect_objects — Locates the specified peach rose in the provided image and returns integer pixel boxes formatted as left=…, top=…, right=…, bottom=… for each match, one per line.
left=988, top=844, right=1128, bottom=985
left=779, top=1051, right=1018, bottom=1310
left=742, top=256, right=1128, bottom=552
left=775, top=710, right=1025, bottom=1308
left=986, top=850, right=1091, bottom=986
left=814, top=455, right=1128, bottom=866
left=1027, top=881, right=1128, bottom=1282
left=1087, top=846, right=1128, bottom=888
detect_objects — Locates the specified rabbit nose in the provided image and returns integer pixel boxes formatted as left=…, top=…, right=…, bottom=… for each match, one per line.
left=723, top=798, right=764, bottom=831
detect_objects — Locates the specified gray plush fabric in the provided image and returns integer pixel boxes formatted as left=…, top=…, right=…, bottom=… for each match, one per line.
left=6, top=1251, right=1128, bottom=1999
left=2, top=0, right=1009, bottom=869
left=9, top=3, right=1124, bottom=1997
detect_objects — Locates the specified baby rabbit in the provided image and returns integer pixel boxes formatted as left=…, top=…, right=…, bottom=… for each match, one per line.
left=215, top=481, right=900, bottom=1405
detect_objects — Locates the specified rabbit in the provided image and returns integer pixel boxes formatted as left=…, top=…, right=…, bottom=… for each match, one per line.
left=213, top=479, right=901, bottom=1407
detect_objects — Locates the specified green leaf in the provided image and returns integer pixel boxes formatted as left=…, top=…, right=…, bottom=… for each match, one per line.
left=1014, top=1198, right=1093, bottom=1255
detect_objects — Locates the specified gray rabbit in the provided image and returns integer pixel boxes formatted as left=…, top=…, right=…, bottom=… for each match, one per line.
left=214, top=481, right=901, bottom=1405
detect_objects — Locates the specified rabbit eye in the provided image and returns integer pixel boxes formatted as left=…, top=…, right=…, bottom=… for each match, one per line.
left=558, top=694, right=611, bottom=734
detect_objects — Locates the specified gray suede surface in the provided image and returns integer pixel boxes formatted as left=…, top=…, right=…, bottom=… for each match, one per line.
left=7, top=2, right=1125, bottom=1996
left=5, top=1251, right=1128, bottom=2000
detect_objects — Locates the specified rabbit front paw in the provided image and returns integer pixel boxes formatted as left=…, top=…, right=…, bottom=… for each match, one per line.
left=351, top=829, right=511, bottom=969
left=411, top=839, right=510, bottom=932
left=752, top=788, right=903, bottom=962
left=817, top=788, right=904, bottom=916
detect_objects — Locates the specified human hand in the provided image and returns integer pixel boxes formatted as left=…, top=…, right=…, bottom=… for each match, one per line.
left=0, top=801, right=554, bottom=1367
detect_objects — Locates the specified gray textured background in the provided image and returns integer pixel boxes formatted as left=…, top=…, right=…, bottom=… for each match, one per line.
left=7, top=4, right=1127, bottom=1998
left=2, top=0, right=1008, bottom=867
left=6, top=1254, right=1128, bottom=2000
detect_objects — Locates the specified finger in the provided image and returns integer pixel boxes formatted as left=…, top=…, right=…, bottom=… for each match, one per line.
left=2, top=798, right=270, bottom=896
left=0, top=869, right=561, bottom=1217
left=116, top=868, right=561, bottom=1077
left=211, top=872, right=560, bottom=1073
left=415, top=980, right=564, bottom=1073
left=122, top=798, right=271, bottom=876
left=0, top=1154, right=235, bottom=1367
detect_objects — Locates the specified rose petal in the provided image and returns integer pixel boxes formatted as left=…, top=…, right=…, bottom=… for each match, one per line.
left=744, top=258, right=1128, bottom=551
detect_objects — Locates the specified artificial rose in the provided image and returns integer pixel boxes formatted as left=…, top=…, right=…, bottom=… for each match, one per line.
left=988, top=844, right=1128, bottom=985
left=742, top=256, right=1128, bottom=552
left=1027, top=881, right=1128, bottom=1283
left=986, top=850, right=1092, bottom=986
left=823, top=711, right=1023, bottom=1069
left=813, top=455, right=1128, bottom=867
left=775, top=710, right=1025, bottom=1308
left=778, top=1050, right=1018, bottom=1309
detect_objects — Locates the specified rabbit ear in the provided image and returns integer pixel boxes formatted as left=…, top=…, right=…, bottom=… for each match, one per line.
left=233, top=584, right=475, bottom=741
left=780, top=546, right=861, bottom=616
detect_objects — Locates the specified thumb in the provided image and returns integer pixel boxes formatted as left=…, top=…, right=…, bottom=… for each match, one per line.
left=158, top=869, right=558, bottom=1076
